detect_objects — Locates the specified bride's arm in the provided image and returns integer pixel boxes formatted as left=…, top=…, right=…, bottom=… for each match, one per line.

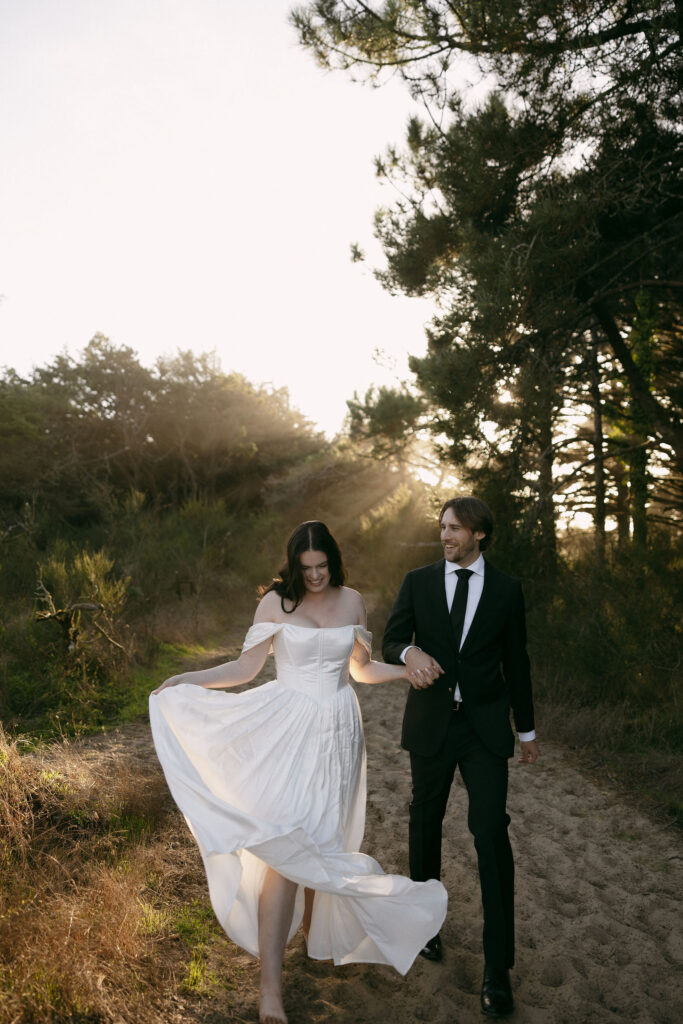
left=152, top=593, right=284, bottom=695
left=347, top=592, right=408, bottom=684
left=350, top=644, right=409, bottom=684
left=151, top=636, right=272, bottom=694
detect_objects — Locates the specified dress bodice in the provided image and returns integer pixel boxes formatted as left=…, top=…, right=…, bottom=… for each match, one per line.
left=242, top=623, right=371, bottom=704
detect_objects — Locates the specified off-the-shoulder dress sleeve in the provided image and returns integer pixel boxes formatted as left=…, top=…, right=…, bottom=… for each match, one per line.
left=352, top=626, right=372, bottom=657
left=241, top=621, right=284, bottom=653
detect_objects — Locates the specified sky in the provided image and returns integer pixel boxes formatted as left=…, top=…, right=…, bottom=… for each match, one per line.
left=0, top=0, right=437, bottom=435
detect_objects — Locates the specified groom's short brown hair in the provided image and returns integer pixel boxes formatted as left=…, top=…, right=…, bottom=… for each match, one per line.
left=439, top=497, right=494, bottom=551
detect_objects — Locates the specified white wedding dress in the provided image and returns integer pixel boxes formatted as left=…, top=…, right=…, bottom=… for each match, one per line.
left=149, top=622, right=447, bottom=974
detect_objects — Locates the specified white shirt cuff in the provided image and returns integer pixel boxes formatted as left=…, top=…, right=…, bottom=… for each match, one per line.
left=518, top=730, right=536, bottom=742
left=399, top=645, right=420, bottom=664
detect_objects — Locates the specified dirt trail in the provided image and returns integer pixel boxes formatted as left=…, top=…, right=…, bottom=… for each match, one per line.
left=88, top=655, right=682, bottom=1024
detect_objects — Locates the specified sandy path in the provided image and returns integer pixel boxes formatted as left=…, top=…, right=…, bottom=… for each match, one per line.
left=95, top=657, right=682, bottom=1024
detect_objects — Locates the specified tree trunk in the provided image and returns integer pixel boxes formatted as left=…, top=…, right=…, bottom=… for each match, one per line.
left=613, top=464, right=631, bottom=550
left=537, top=392, right=557, bottom=575
left=629, top=445, right=649, bottom=549
left=590, top=336, right=606, bottom=563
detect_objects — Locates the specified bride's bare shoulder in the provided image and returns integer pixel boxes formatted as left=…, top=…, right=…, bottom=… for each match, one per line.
left=254, top=590, right=284, bottom=623
left=340, top=586, right=366, bottom=620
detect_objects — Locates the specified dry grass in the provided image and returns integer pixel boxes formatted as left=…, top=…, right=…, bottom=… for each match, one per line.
left=0, top=723, right=256, bottom=1024
left=533, top=696, right=683, bottom=828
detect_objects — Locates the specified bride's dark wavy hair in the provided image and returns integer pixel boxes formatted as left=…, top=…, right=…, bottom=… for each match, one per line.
left=261, top=521, right=346, bottom=612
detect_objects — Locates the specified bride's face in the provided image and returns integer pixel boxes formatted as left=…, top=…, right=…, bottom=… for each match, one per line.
left=299, top=549, right=331, bottom=594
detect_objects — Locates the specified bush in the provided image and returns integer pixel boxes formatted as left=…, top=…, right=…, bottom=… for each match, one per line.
left=527, top=534, right=683, bottom=754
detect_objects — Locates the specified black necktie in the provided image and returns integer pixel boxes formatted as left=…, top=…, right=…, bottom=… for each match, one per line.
left=450, top=568, right=473, bottom=650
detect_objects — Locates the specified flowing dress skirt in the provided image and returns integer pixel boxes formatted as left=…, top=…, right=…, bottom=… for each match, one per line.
left=149, top=622, right=447, bottom=974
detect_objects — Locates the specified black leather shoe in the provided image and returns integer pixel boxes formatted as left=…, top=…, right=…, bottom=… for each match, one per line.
left=419, top=933, right=443, bottom=962
left=480, top=964, right=514, bottom=1017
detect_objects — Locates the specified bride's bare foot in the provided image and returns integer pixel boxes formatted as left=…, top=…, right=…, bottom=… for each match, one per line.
left=259, top=988, right=287, bottom=1024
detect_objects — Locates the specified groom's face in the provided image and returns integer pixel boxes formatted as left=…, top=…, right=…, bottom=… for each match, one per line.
left=440, top=508, right=485, bottom=567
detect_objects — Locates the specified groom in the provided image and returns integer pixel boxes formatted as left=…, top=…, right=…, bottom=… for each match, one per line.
left=382, top=496, right=539, bottom=1018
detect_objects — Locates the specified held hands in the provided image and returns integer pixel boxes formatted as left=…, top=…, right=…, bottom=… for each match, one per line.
left=518, top=739, right=540, bottom=765
left=405, top=648, right=444, bottom=690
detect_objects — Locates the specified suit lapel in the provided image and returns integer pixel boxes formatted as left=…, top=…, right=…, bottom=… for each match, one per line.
left=427, top=560, right=452, bottom=635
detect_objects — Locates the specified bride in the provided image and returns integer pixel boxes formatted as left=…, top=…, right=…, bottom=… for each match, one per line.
left=150, top=520, right=447, bottom=1024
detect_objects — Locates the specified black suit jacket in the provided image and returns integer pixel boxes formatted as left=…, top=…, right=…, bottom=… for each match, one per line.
left=382, top=558, right=534, bottom=759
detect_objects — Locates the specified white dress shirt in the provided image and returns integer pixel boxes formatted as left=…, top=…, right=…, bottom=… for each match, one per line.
left=401, top=554, right=535, bottom=742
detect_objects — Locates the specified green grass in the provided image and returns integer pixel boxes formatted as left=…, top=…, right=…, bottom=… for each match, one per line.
left=117, top=641, right=210, bottom=724
left=172, top=899, right=232, bottom=994
left=174, top=899, right=222, bottom=947
left=5, top=639, right=219, bottom=748
left=138, top=902, right=171, bottom=936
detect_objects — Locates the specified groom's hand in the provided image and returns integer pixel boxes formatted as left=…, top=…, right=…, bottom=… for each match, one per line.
left=518, top=740, right=539, bottom=764
left=405, top=648, right=444, bottom=689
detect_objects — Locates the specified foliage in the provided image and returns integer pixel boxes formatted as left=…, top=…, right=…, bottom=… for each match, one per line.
left=292, top=2, right=679, bottom=117
left=527, top=535, right=682, bottom=742
left=294, top=0, right=683, bottom=565
left=35, top=547, right=132, bottom=666
left=373, top=90, right=681, bottom=541
left=0, top=341, right=329, bottom=735
left=347, top=384, right=425, bottom=462
left=0, top=336, right=322, bottom=524
left=0, top=500, right=272, bottom=735
left=0, top=360, right=435, bottom=737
